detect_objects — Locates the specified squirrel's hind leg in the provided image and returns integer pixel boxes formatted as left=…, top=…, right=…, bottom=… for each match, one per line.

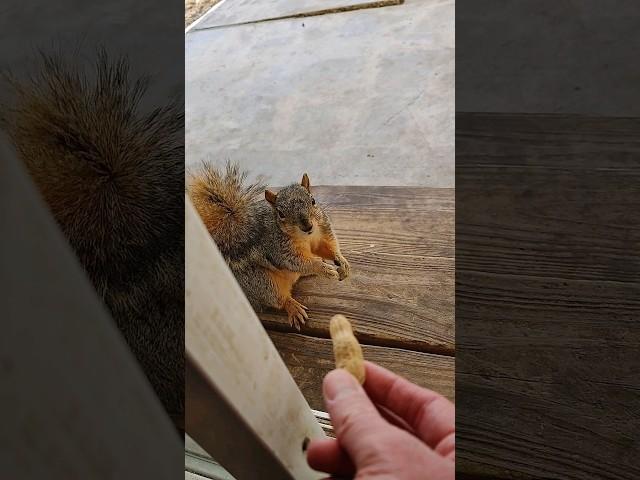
left=239, top=268, right=308, bottom=330
left=264, top=270, right=308, bottom=330
left=283, top=297, right=308, bottom=331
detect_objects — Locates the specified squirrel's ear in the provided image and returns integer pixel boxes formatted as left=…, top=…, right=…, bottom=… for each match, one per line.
left=301, top=173, right=310, bottom=192
left=265, top=189, right=277, bottom=205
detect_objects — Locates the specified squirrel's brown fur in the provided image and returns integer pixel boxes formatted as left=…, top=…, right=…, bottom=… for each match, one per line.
left=1, top=50, right=184, bottom=430
left=187, top=161, right=351, bottom=329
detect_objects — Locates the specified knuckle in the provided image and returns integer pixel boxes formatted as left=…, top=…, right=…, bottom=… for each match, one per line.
left=338, top=408, right=367, bottom=438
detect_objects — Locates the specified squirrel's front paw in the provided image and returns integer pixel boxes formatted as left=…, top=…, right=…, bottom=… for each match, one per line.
left=334, top=255, right=351, bottom=281
left=321, top=263, right=340, bottom=280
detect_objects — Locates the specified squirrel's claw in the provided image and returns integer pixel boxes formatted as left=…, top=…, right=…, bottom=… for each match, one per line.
left=290, top=311, right=306, bottom=331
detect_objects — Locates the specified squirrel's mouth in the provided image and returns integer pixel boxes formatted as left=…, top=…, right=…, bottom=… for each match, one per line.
left=299, top=216, right=317, bottom=235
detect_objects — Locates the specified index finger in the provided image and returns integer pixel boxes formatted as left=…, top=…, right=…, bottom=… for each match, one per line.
left=363, top=361, right=454, bottom=448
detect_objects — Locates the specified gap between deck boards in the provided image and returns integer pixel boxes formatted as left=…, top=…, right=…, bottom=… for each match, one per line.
left=268, top=330, right=455, bottom=407
left=262, top=320, right=455, bottom=357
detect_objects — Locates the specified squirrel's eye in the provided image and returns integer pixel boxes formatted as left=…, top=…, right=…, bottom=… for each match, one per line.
left=311, top=198, right=316, bottom=205
left=277, top=210, right=285, bottom=219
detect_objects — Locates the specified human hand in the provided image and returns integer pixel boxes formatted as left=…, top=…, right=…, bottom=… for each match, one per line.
left=307, top=361, right=454, bottom=479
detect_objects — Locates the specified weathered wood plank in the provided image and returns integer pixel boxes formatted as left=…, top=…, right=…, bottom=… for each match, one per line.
left=456, top=113, right=640, bottom=479
left=260, top=186, right=455, bottom=355
left=268, top=331, right=455, bottom=411
left=185, top=197, right=325, bottom=480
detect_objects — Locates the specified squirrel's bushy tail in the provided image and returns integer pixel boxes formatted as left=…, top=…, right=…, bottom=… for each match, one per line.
left=188, top=161, right=265, bottom=258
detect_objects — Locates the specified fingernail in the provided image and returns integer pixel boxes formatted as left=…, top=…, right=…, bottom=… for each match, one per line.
left=324, top=369, right=358, bottom=401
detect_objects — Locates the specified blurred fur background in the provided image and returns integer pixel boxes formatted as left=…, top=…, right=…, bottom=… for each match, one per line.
left=1, top=49, right=185, bottom=432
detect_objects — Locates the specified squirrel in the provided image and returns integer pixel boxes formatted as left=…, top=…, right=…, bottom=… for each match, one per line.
left=187, top=162, right=351, bottom=330
left=1, top=49, right=185, bottom=432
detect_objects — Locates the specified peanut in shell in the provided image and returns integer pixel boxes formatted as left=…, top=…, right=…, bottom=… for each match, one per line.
left=329, top=314, right=365, bottom=384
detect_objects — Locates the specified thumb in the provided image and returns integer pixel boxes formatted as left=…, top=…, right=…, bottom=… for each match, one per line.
left=323, top=369, right=388, bottom=468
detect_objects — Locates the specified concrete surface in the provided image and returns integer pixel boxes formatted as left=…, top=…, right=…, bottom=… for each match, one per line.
left=195, top=0, right=400, bottom=29
left=186, top=0, right=454, bottom=187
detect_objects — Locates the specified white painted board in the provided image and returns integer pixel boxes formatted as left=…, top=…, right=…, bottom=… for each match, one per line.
left=185, top=196, right=325, bottom=480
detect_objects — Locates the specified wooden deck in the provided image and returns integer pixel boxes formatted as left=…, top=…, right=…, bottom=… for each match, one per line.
left=455, top=113, right=640, bottom=479
left=259, top=186, right=455, bottom=410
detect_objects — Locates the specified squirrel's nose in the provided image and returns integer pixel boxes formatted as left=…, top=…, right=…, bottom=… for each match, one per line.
left=301, top=223, right=313, bottom=233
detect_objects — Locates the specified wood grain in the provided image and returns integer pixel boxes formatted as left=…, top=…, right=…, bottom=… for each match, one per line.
left=456, top=113, right=640, bottom=479
left=260, top=186, right=455, bottom=355
left=268, top=331, right=455, bottom=411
